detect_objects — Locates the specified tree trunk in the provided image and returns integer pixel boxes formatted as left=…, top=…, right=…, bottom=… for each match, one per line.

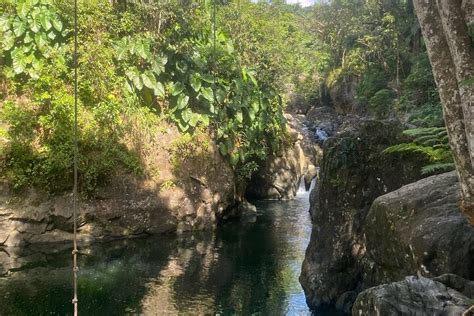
left=413, top=0, right=474, bottom=224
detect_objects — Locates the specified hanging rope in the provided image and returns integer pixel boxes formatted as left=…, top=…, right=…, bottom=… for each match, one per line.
left=210, top=0, right=219, bottom=136
left=72, top=0, right=79, bottom=315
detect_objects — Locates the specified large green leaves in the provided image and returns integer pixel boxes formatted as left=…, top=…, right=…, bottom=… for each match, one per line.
left=190, top=73, right=201, bottom=92
left=1, top=0, right=66, bottom=79
left=176, top=94, right=189, bottom=110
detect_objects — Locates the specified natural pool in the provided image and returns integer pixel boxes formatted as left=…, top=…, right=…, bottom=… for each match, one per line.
left=0, top=187, right=341, bottom=315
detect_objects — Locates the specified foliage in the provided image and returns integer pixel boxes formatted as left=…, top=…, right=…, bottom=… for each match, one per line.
left=368, top=89, right=395, bottom=119
left=384, top=127, right=454, bottom=175
left=0, top=1, right=143, bottom=194
left=0, top=0, right=288, bottom=194
left=305, top=0, right=444, bottom=125
left=398, top=53, right=443, bottom=126
left=0, top=0, right=68, bottom=80
left=218, top=1, right=319, bottom=103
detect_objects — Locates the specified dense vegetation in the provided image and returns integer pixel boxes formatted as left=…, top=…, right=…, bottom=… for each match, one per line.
left=0, top=0, right=452, bottom=195
left=0, top=0, right=290, bottom=194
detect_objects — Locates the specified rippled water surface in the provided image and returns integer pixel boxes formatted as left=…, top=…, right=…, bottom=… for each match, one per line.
left=0, top=189, right=332, bottom=315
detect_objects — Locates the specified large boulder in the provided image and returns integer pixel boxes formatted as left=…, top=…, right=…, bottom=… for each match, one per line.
left=300, top=120, right=426, bottom=310
left=352, top=276, right=472, bottom=316
left=362, top=171, right=474, bottom=287
left=328, top=76, right=361, bottom=115
left=246, top=113, right=318, bottom=200
left=0, top=127, right=238, bottom=248
left=245, top=137, right=306, bottom=200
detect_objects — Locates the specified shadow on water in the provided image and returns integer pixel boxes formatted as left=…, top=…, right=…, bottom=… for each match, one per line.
left=0, top=189, right=343, bottom=315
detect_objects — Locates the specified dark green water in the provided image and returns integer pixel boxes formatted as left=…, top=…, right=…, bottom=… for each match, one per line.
left=0, top=188, right=338, bottom=315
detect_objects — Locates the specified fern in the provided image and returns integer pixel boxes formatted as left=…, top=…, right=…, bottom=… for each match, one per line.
left=421, top=163, right=455, bottom=175
left=383, top=127, right=454, bottom=175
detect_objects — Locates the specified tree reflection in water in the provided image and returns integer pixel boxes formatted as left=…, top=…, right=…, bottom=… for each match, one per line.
left=0, top=194, right=321, bottom=315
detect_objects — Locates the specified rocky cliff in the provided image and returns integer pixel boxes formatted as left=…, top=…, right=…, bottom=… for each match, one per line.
left=299, top=120, right=428, bottom=311
left=0, top=126, right=238, bottom=247
left=299, top=119, right=474, bottom=313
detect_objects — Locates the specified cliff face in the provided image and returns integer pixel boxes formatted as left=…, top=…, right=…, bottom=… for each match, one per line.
left=299, top=119, right=474, bottom=313
left=0, top=125, right=237, bottom=248
left=245, top=113, right=320, bottom=200
left=299, top=120, right=427, bottom=311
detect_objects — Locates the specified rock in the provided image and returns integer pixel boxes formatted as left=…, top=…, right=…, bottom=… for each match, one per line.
left=304, top=164, right=318, bottom=191
left=328, top=76, right=361, bottom=115
left=433, top=274, right=474, bottom=298
left=0, top=127, right=237, bottom=248
left=300, top=120, right=427, bottom=310
left=286, top=93, right=311, bottom=114
left=223, top=200, right=257, bottom=223
left=362, top=172, right=474, bottom=287
left=305, top=106, right=342, bottom=137
left=246, top=116, right=308, bottom=200
left=336, top=291, right=358, bottom=314
left=352, top=276, right=471, bottom=316
left=245, top=141, right=305, bottom=200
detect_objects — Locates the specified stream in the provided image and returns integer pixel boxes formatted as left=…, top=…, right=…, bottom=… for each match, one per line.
left=0, top=182, right=340, bottom=315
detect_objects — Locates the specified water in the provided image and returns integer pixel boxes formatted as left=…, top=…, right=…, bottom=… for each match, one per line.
left=314, top=129, right=328, bottom=142
left=0, top=189, right=321, bottom=315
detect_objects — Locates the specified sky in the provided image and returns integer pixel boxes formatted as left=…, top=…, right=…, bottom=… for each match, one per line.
left=286, top=0, right=316, bottom=7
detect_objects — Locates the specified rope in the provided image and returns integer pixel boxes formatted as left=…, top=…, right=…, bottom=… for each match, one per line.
left=210, top=0, right=218, bottom=135
left=72, top=0, right=79, bottom=315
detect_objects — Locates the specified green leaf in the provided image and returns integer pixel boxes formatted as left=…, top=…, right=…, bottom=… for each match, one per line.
left=251, top=101, right=259, bottom=113
left=171, top=82, right=185, bottom=96
left=34, top=32, right=48, bottom=50
left=30, top=16, right=41, bottom=33
left=2, top=31, right=15, bottom=51
left=23, top=44, right=33, bottom=53
left=177, top=94, right=189, bottom=110
left=176, top=60, right=188, bottom=73
left=201, top=74, right=214, bottom=83
left=235, top=110, right=243, bottom=123
left=136, top=41, right=149, bottom=60
left=215, top=88, right=226, bottom=103
left=181, top=108, right=192, bottom=122
left=51, top=18, right=63, bottom=32
left=151, top=61, right=164, bottom=75
left=177, top=119, right=189, bottom=132
left=18, top=3, right=30, bottom=19
left=248, top=71, right=258, bottom=87
left=153, top=82, right=165, bottom=98
left=200, top=114, right=209, bottom=127
left=0, top=15, right=10, bottom=32
left=189, top=114, right=200, bottom=127
left=141, top=71, right=157, bottom=90
left=247, top=108, right=256, bottom=121
left=219, top=142, right=228, bottom=156
left=190, top=73, right=201, bottom=92
left=209, top=102, right=216, bottom=115
left=201, top=86, right=214, bottom=102
left=47, top=31, right=56, bottom=40
left=12, top=55, right=26, bottom=74
left=12, top=18, right=26, bottom=37
left=40, top=12, right=52, bottom=31
left=125, top=68, right=143, bottom=90
left=23, top=31, right=34, bottom=43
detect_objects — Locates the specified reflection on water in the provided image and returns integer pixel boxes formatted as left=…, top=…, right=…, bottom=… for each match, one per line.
left=0, top=190, right=321, bottom=315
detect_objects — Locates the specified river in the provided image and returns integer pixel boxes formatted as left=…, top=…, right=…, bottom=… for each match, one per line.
left=0, top=183, right=341, bottom=315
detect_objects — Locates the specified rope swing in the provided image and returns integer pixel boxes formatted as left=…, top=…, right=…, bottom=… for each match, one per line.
left=72, top=0, right=79, bottom=314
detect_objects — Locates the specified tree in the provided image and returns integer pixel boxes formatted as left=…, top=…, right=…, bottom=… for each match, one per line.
left=413, top=0, right=474, bottom=224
